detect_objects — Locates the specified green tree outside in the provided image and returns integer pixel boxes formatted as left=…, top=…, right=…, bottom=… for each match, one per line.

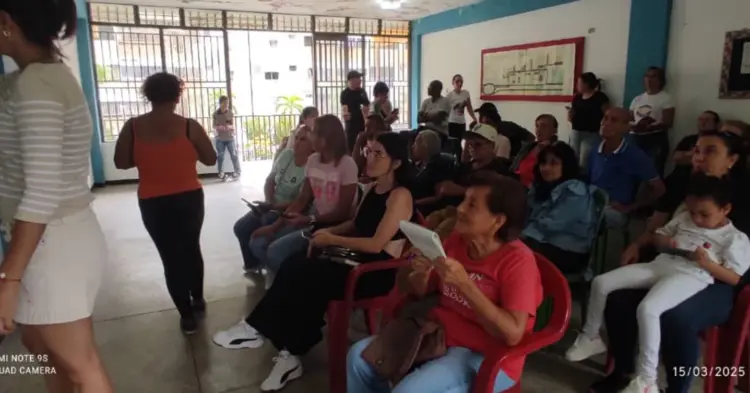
left=275, top=95, right=304, bottom=115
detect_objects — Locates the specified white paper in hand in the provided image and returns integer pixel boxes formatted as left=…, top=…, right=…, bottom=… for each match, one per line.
left=399, top=220, right=446, bottom=260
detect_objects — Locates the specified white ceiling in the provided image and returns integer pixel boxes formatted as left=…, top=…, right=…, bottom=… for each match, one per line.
left=88, top=0, right=479, bottom=20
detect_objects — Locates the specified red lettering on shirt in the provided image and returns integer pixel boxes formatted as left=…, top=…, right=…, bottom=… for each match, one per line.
left=430, top=232, right=543, bottom=382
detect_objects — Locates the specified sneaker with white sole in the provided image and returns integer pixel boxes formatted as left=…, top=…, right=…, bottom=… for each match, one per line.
left=260, top=350, right=303, bottom=392
left=212, top=320, right=264, bottom=349
left=620, top=375, right=659, bottom=393
left=565, top=333, right=607, bottom=362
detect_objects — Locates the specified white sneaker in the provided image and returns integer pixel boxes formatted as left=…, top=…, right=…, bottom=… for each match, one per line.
left=218, top=172, right=225, bottom=180
left=212, top=320, right=264, bottom=349
left=620, top=375, right=659, bottom=393
left=565, top=334, right=607, bottom=362
left=260, top=350, right=303, bottom=392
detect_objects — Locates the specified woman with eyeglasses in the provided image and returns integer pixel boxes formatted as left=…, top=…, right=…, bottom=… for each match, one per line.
left=212, top=132, right=415, bottom=392
left=521, top=142, right=598, bottom=274
left=233, top=127, right=315, bottom=275
left=353, top=114, right=389, bottom=178
left=247, top=115, right=359, bottom=288
left=589, top=130, right=750, bottom=393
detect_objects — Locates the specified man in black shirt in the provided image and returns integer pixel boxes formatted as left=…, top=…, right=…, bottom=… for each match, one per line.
left=474, top=103, right=534, bottom=158
left=435, top=123, right=514, bottom=207
left=671, top=110, right=720, bottom=174
left=340, top=70, right=370, bottom=153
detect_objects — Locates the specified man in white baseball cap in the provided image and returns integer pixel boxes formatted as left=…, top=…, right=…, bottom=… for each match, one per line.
left=466, top=123, right=511, bottom=159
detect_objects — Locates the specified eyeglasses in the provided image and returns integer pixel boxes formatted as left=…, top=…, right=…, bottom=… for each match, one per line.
left=362, top=146, right=387, bottom=159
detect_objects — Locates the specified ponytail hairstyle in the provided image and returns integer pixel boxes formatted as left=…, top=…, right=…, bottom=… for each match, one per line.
left=375, top=132, right=413, bottom=188
left=578, top=72, right=601, bottom=92
left=298, top=106, right=319, bottom=126
left=0, top=0, right=78, bottom=57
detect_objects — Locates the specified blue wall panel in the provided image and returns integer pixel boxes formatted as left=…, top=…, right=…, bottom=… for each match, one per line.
left=623, top=0, right=673, bottom=106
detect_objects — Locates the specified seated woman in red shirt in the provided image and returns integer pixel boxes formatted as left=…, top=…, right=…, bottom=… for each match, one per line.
left=347, top=173, right=543, bottom=393
left=512, top=114, right=559, bottom=187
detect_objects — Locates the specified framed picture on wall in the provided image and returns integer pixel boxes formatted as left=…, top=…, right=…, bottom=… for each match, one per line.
left=719, top=29, right=750, bottom=99
left=480, top=37, right=585, bottom=102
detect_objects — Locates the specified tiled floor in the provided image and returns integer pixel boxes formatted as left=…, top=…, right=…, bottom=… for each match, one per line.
left=0, top=162, right=705, bottom=393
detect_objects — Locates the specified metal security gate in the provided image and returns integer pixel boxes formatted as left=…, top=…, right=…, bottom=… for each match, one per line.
left=313, top=34, right=347, bottom=117
left=313, top=34, right=410, bottom=130
left=89, top=3, right=411, bottom=158
left=164, top=29, right=229, bottom=131
left=90, top=25, right=232, bottom=145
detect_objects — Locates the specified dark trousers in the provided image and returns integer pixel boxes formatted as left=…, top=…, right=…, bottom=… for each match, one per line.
left=605, top=283, right=735, bottom=393
left=632, top=131, right=670, bottom=176
left=345, top=122, right=365, bottom=154
left=139, top=189, right=206, bottom=318
left=246, top=252, right=395, bottom=355
left=448, top=122, right=466, bottom=158
left=523, top=237, right=589, bottom=274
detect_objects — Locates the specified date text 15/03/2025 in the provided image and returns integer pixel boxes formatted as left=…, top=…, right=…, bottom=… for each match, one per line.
left=672, top=366, right=746, bottom=377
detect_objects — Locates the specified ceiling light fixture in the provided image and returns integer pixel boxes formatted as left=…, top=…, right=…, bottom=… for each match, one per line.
left=378, top=0, right=403, bottom=10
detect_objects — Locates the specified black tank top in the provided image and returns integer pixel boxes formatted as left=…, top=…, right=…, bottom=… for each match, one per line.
left=353, top=186, right=415, bottom=239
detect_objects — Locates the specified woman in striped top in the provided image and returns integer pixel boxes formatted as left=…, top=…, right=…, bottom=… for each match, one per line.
left=0, top=1, right=114, bottom=392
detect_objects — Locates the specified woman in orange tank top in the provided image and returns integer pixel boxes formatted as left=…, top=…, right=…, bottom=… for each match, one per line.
left=114, top=72, right=216, bottom=334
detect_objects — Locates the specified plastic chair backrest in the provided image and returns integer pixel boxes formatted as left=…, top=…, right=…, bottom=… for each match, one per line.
left=591, top=187, right=609, bottom=238
left=438, top=152, right=457, bottom=171
left=534, top=252, right=572, bottom=333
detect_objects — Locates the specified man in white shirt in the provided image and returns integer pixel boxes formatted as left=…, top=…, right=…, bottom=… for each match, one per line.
left=418, top=80, right=451, bottom=139
left=629, top=66, right=675, bottom=175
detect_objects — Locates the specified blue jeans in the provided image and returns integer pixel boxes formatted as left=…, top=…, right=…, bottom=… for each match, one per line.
left=605, top=283, right=735, bottom=393
left=347, top=337, right=516, bottom=393
left=216, top=139, right=241, bottom=174
left=233, top=211, right=279, bottom=270
left=249, top=225, right=309, bottom=273
left=569, top=129, right=600, bottom=169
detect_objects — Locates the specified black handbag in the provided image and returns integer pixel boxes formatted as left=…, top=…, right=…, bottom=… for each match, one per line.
left=316, top=246, right=388, bottom=266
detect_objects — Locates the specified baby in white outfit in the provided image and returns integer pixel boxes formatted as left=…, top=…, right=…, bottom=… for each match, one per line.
left=565, top=175, right=750, bottom=393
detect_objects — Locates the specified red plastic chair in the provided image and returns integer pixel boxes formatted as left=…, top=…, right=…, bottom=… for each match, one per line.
left=327, top=210, right=428, bottom=393
left=474, top=253, right=572, bottom=393
left=707, top=286, right=750, bottom=393
left=356, top=253, right=572, bottom=393
left=326, top=258, right=409, bottom=393
left=601, top=286, right=750, bottom=393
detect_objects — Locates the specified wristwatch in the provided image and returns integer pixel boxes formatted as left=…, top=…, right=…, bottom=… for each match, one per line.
left=0, top=272, right=20, bottom=282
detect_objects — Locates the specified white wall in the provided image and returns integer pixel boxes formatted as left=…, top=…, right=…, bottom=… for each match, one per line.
left=666, top=0, right=750, bottom=146
left=420, top=0, right=632, bottom=141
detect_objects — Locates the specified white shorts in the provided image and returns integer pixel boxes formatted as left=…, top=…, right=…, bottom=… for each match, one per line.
left=4, top=207, right=107, bottom=325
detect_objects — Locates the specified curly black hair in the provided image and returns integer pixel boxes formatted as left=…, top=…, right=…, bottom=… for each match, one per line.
left=141, top=72, right=182, bottom=105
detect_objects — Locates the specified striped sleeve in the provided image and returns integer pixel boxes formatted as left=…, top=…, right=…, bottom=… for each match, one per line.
left=13, top=75, right=66, bottom=224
